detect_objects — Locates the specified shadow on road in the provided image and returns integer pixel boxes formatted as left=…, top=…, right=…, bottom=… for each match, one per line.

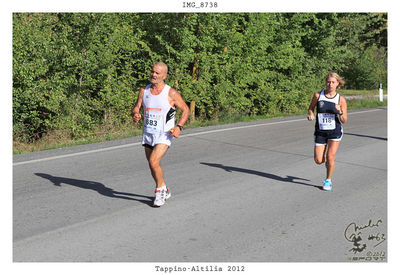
left=344, top=132, right=387, bottom=141
left=200, top=162, right=322, bottom=190
left=35, top=173, right=154, bottom=206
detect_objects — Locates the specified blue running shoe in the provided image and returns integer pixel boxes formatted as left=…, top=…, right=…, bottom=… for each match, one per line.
left=322, top=179, right=332, bottom=191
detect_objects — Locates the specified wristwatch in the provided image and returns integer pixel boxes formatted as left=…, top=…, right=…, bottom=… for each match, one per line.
left=177, top=125, right=183, bottom=131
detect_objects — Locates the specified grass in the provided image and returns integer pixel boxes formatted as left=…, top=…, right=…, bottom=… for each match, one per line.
left=339, top=88, right=387, bottom=96
left=13, top=89, right=387, bottom=155
left=346, top=98, right=387, bottom=110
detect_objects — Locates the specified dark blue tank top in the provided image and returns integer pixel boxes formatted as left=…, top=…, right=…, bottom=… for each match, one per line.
left=315, top=90, right=342, bottom=135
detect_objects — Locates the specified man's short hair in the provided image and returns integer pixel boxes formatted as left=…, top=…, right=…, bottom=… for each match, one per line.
left=154, top=62, right=168, bottom=74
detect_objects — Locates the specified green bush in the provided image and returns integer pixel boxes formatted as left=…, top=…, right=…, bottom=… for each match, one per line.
left=13, top=13, right=387, bottom=143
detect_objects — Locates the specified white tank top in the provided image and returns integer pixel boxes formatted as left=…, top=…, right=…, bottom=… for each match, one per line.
left=142, top=84, right=175, bottom=135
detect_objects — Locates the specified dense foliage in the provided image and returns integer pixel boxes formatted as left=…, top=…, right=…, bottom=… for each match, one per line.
left=13, top=13, right=387, bottom=142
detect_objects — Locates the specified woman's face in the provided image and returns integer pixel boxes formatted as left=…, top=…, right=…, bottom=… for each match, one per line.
left=326, top=77, right=339, bottom=93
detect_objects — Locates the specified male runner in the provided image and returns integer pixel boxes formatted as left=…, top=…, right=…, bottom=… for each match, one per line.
left=132, top=62, right=189, bottom=207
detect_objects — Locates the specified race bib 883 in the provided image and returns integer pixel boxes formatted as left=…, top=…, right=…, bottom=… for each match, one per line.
left=145, top=108, right=163, bottom=134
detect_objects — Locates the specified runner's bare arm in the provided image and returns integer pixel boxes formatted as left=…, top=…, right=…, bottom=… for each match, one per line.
left=132, top=87, right=145, bottom=123
left=169, top=88, right=190, bottom=138
left=338, top=96, right=347, bottom=123
left=307, top=92, right=320, bottom=121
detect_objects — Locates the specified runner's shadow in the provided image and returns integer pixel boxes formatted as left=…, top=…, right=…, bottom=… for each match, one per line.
left=344, top=132, right=387, bottom=141
left=200, top=162, right=322, bottom=190
left=35, top=173, right=154, bottom=206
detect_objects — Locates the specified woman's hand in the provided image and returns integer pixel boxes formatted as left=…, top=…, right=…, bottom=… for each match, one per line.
left=335, top=104, right=342, bottom=114
left=307, top=112, right=315, bottom=121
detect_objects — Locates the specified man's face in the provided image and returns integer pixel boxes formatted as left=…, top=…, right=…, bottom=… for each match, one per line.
left=150, top=65, right=166, bottom=84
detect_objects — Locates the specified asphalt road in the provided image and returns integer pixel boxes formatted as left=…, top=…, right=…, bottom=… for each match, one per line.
left=13, top=108, right=387, bottom=262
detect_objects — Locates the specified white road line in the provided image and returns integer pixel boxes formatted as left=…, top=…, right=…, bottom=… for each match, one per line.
left=13, top=108, right=384, bottom=166
left=13, top=143, right=142, bottom=166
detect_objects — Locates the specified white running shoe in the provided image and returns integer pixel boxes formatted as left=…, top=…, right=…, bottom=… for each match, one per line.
left=153, top=187, right=171, bottom=207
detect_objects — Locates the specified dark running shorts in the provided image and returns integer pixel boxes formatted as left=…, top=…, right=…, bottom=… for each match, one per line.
left=314, top=129, right=343, bottom=146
